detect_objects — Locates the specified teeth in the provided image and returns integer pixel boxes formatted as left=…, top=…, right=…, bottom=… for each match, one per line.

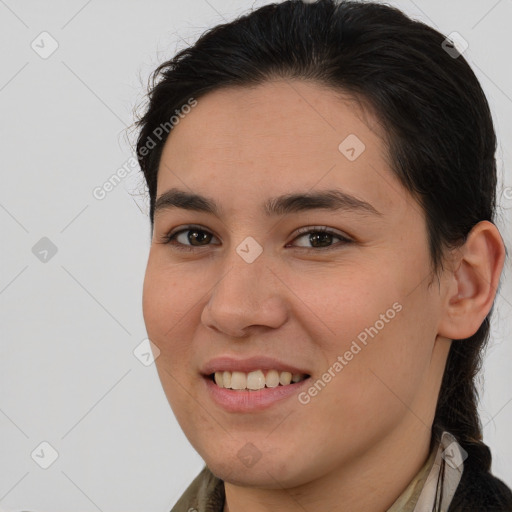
left=231, top=371, right=246, bottom=390
left=212, top=370, right=307, bottom=390
left=265, top=369, right=280, bottom=388
left=279, top=371, right=292, bottom=386
left=247, top=370, right=266, bottom=390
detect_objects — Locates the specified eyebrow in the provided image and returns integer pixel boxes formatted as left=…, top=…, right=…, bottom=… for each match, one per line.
left=154, top=187, right=381, bottom=218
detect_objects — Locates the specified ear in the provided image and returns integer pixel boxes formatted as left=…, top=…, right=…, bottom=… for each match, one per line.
left=438, top=220, right=506, bottom=340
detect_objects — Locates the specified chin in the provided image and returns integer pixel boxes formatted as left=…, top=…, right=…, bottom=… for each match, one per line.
left=208, top=461, right=294, bottom=489
left=202, top=447, right=314, bottom=489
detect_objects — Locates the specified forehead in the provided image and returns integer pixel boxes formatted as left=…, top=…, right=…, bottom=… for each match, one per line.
left=156, top=80, right=403, bottom=217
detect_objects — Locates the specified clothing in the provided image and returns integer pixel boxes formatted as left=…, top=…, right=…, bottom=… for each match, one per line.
left=170, top=431, right=466, bottom=512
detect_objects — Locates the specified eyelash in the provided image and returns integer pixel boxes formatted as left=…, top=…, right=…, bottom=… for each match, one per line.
left=158, top=224, right=352, bottom=253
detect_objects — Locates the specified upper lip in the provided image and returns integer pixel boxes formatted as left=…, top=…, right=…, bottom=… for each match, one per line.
left=201, top=356, right=310, bottom=376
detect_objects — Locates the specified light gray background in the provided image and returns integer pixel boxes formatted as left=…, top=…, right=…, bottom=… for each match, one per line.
left=0, top=0, right=511, bottom=510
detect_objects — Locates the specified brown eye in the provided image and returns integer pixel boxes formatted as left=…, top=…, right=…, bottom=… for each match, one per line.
left=160, top=225, right=219, bottom=252
left=290, top=227, right=352, bottom=250
left=160, top=225, right=351, bottom=252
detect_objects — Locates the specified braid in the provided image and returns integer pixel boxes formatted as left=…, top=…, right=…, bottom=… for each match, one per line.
left=433, top=316, right=512, bottom=509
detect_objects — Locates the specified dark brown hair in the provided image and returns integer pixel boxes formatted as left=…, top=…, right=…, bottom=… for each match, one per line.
left=134, top=1, right=511, bottom=507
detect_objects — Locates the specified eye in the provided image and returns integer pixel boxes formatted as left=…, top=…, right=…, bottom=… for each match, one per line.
left=158, top=225, right=352, bottom=252
left=288, top=226, right=352, bottom=250
left=159, top=225, right=219, bottom=252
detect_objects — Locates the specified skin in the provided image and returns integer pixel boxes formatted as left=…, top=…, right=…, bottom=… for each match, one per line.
left=142, top=79, right=505, bottom=512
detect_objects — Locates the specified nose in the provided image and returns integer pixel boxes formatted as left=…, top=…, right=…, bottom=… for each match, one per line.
left=200, top=252, right=289, bottom=338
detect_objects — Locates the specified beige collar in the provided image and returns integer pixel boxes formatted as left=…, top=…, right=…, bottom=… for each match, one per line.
left=388, top=431, right=465, bottom=512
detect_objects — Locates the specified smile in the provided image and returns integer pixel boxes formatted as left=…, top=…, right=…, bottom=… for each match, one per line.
left=211, top=369, right=309, bottom=390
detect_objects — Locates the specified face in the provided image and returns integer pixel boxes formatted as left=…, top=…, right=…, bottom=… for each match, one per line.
left=142, top=80, right=451, bottom=488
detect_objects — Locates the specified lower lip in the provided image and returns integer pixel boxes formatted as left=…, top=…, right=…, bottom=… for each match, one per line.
left=203, top=375, right=310, bottom=413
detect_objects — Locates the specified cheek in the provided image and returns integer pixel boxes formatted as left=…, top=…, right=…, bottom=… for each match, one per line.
left=295, top=263, right=435, bottom=414
left=315, top=298, right=436, bottom=438
left=142, top=259, right=198, bottom=376
left=142, top=256, right=200, bottom=334
left=289, top=264, right=396, bottom=346
left=142, top=262, right=202, bottom=423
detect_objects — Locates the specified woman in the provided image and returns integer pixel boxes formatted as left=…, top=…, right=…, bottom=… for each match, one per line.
left=135, top=0, right=512, bottom=510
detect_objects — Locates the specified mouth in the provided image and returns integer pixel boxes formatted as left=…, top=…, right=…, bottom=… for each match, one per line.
left=207, top=370, right=311, bottom=391
left=200, top=356, right=312, bottom=411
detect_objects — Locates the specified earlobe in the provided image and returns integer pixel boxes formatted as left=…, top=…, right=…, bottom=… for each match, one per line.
left=438, top=220, right=506, bottom=340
